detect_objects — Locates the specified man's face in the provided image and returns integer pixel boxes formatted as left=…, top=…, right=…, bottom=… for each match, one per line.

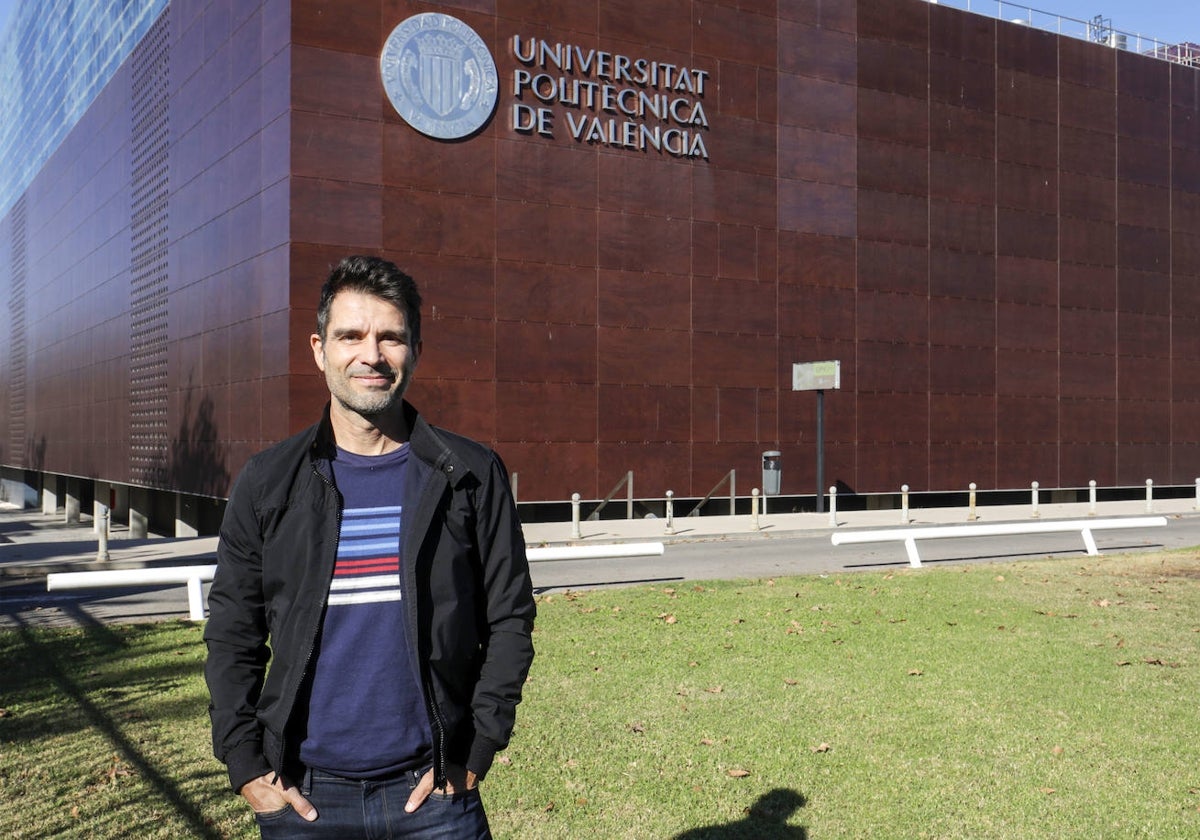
left=310, top=290, right=420, bottom=418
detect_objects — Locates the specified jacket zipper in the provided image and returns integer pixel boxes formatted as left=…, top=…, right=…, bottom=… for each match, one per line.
left=274, top=461, right=342, bottom=774
left=407, top=457, right=453, bottom=788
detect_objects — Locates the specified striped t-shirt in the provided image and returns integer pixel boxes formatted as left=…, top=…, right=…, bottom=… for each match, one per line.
left=298, top=444, right=433, bottom=777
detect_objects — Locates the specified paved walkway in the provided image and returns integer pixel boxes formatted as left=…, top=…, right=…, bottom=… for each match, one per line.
left=3, top=496, right=1197, bottom=582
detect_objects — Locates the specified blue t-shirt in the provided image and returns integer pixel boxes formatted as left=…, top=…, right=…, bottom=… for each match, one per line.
left=298, top=444, right=433, bottom=777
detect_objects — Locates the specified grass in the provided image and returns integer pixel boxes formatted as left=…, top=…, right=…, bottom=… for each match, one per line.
left=3, top=549, right=1200, bottom=838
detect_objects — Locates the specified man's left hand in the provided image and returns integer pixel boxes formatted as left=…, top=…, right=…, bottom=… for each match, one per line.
left=405, top=764, right=477, bottom=813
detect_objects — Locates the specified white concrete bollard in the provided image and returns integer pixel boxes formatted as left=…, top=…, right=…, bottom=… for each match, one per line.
left=968, top=482, right=978, bottom=521
left=1089, top=480, right=1097, bottom=516
left=828, top=485, right=837, bottom=528
left=96, top=507, right=110, bottom=562
left=901, top=484, right=910, bottom=524
left=751, top=488, right=760, bottom=531
left=1146, top=479, right=1154, bottom=514
left=571, top=493, right=582, bottom=540
left=1031, top=481, right=1040, bottom=518
left=665, top=490, right=675, bottom=536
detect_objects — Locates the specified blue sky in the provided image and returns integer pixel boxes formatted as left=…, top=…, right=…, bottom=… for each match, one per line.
left=0, top=0, right=1194, bottom=58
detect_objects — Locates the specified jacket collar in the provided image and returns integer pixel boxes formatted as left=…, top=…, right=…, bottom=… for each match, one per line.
left=307, top=401, right=472, bottom=489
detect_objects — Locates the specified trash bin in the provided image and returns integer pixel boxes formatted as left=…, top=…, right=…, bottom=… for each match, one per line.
left=762, top=451, right=782, bottom=496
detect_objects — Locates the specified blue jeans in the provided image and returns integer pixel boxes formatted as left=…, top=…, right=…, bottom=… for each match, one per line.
left=254, top=767, right=491, bottom=839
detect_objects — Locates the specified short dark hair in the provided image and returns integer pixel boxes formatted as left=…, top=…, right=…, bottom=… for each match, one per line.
left=316, top=255, right=422, bottom=344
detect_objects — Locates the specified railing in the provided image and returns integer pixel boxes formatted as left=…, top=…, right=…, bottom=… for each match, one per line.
left=924, top=1, right=1197, bottom=67
left=686, top=470, right=736, bottom=517
left=587, top=471, right=634, bottom=521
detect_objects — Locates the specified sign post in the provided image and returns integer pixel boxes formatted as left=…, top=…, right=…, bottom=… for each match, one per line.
left=792, top=361, right=841, bottom=513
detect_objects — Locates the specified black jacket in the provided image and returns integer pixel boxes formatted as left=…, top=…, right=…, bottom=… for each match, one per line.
left=203, top=402, right=535, bottom=792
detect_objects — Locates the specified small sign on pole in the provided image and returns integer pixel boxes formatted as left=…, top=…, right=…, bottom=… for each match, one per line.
left=793, top=361, right=841, bottom=514
left=792, top=360, right=841, bottom=392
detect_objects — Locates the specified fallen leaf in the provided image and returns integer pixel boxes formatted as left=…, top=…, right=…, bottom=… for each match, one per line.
left=496, top=755, right=513, bottom=766
left=784, top=678, right=799, bottom=686
left=811, top=743, right=832, bottom=753
left=544, top=801, right=556, bottom=812
left=700, top=738, right=716, bottom=746
left=908, top=669, right=923, bottom=676
left=1039, top=787, right=1056, bottom=795
left=576, top=797, right=588, bottom=806
left=995, top=575, right=1005, bottom=582
left=705, top=685, right=724, bottom=694
left=629, top=722, right=646, bottom=734
left=659, top=613, right=677, bottom=624
left=1117, top=660, right=1133, bottom=666
left=727, top=768, right=751, bottom=778
left=70, top=806, right=80, bottom=819
left=1095, top=599, right=1111, bottom=608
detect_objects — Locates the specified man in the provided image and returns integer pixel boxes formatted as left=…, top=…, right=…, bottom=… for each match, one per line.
left=204, top=255, right=535, bottom=838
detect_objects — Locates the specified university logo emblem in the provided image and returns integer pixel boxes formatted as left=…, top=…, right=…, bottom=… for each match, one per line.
left=381, top=13, right=498, bottom=140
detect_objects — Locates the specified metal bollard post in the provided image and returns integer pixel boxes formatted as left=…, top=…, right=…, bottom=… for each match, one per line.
left=828, top=485, right=837, bottom=528
left=751, top=488, right=760, bottom=531
left=96, top=507, right=110, bottom=562
left=901, top=484, right=910, bottom=524
left=1089, top=479, right=1097, bottom=516
left=968, top=483, right=978, bottom=521
left=1031, top=481, right=1040, bottom=519
left=571, top=493, right=581, bottom=540
left=1145, top=479, right=1154, bottom=514
left=665, top=490, right=676, bottom=535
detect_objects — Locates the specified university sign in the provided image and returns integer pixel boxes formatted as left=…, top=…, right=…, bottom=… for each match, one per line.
left=381, top=14, right=711, bottom=160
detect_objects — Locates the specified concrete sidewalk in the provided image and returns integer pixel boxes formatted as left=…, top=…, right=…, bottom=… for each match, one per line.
left=3, top=496, right=1198, bottom=583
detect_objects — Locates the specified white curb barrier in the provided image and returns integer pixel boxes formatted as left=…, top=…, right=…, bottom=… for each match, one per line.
left=830, top=517, right=1168, bottom=568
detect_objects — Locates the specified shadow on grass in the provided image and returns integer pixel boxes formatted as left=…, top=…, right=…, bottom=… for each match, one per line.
left=673, top=788, right=807, bottom=839
left=7, top=614, right=225, bottom=840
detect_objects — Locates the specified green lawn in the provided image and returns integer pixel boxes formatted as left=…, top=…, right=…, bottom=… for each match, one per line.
left=3, top=550, right=1199, bottom=838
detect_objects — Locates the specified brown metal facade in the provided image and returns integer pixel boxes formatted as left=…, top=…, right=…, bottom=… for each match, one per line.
left=1, top=0, right=1199, bottom=503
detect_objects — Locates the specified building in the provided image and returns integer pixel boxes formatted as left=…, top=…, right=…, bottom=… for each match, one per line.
left=1, top=0, right=1198, bottom=533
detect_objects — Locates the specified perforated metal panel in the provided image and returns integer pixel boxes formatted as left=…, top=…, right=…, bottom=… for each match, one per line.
left=129, top=14, right=169, bottom=484
left=8, top=196, right=26, bottom=462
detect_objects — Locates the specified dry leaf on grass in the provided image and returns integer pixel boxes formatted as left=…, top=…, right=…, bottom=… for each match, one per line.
left=727, top=768, right=751, bottom=778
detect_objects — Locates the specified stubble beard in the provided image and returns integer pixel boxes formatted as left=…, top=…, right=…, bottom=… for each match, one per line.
left=327, top=366, right=411, bottom=419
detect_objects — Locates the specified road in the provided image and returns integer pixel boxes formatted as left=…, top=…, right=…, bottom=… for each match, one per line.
left=3, top=515, right=1196, bottom=628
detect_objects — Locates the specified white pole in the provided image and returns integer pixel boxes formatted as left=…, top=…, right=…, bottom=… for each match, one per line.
left=828, top=485, right=837, bottom=528
left=901, top=484, right=910, bottom=524
left=1145, top=479, right=1154, bottom=513
left=571, top=493, right=581, bottom=540
left=665, top=490, right=675, bottom=535
left=187, top=576, right=206, bottom=621
left=1031, top=481, right=1040, bottom=518
left=1089, top=480, right=1097, bottom=516
left=968, top=482, right=978, bottom=521
left=751, top=488, right=760, bottom=531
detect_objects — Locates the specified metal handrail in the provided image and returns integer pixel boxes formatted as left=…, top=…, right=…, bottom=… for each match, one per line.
left=686, top=469, right=736, bottom=517
left=926, top=1, right=1196, bottom=67
left=587, top=470, right=633, bottom=520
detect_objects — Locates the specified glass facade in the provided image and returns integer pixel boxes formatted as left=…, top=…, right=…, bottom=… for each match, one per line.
left=0, top=0, right=169, bottom=218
